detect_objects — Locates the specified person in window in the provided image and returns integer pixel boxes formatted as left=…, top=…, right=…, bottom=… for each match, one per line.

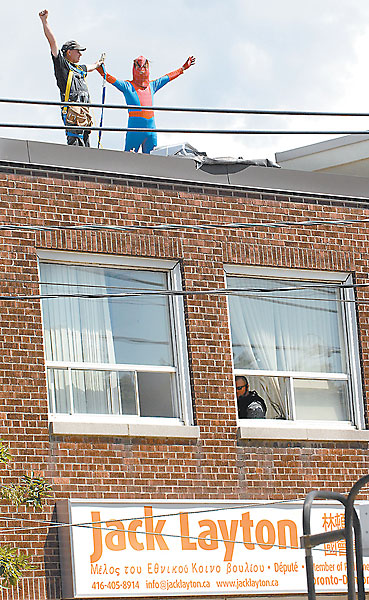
left=235, top=376, right=267, bottom=419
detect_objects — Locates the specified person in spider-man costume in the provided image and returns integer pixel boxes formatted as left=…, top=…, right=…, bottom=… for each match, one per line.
left=97, top=55, right=195, bottom=153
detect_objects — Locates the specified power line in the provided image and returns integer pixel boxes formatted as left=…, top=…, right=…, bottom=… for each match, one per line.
left=0, top=280, right=361, bottom=303
left=2, top=123, right=369, bottom=135
left=0, top=290, right=362, bottom=303
left=0, top=217, right=369, bottom=233
left=0, top=498, right=300, bottom=531
left=0, top=274, right=364, bottom=302
left=0, top=498, right=344, bottom=553
left=2, top=98, right=369, bottom=118
left=0, top=277, right=358, bottom=303
left=10, top=278, right=360, bottom=292
left=36, top=280, right=369, bottom=292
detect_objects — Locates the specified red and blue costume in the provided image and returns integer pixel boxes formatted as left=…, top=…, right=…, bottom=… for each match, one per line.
left=98, top=55, right=195, bottom=154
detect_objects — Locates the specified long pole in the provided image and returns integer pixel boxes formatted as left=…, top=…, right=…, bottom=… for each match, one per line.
left=97, top=56, right=106, bottom=149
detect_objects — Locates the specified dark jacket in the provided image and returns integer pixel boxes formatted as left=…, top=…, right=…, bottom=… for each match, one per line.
left=52, top=51, right=90, bottom=103
left=238, top=390, right=267, bottom=419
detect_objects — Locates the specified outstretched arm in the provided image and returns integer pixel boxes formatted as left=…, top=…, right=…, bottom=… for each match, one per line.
left=167, top=56, right=196, bottom=81
left=86, top=57, right=105, bottom=73
left=39, top=9, right=58, bottom=57
left=153, top=56, right=196, bottom=92
left=182, top=56, right=196, bottom=70
left=97, top=65, right=118, bottom=85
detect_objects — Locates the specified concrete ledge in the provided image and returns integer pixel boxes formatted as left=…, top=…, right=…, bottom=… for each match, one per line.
left=50, top=420, right=200, bottom=439
left=126, top=423, right=200, bottom=439
left=238, top=425, right=369, bottom=442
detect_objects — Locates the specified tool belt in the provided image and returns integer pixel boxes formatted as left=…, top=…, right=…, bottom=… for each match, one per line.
left=63, top=67, right=92, bottom=130
left=65, top=104, right=93, bottom=128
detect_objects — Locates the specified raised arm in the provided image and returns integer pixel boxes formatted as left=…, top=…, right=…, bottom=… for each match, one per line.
left=182, top=56, right=196, bottom=71
left=167, top=56, right=196, bottom=81
left=153, top=56, right=196, bottom=93
left=97, top=65, right=117, bottom=85
left=39, top=9, right=58, bottom=57
left=86, top=58, right=105, bottom=73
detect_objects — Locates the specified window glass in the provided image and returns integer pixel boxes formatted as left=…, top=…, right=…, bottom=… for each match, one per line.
left=294, top=379, right=349, bottom=421
left=228, top=277, right=345, bottom=373
left=40, top=262, right=179, bottom=418
left=47, top=368, right=69, bottom=414
left=71, top=370, right=137, bottom=415
left=246, top=375, right=289, bottom=420
left=138, top=372, right=178, bottom=418
left=40, top=264, right=173, bottom=367
left=228, top=275, right=353, bottom=422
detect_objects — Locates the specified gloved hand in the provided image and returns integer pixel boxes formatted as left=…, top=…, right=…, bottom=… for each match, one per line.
left=182, top=56, right=196, bottom=70
left=96, top=65, right=116, bottom=85
left=97, top=53, right=106, bottom=67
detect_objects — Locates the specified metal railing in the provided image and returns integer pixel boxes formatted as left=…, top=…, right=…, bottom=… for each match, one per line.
left=1, top=98, right=369, bottom=135
left=301, top=475, right=369, bottom=600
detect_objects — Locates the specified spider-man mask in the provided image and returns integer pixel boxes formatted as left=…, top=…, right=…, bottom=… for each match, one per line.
left=132, top=56, right=150, bottom=87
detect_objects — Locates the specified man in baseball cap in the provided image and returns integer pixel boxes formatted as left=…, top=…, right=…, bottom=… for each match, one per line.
left=61, top=41, right=87, bottom=54
left=39, top=10, right=102, bottom=147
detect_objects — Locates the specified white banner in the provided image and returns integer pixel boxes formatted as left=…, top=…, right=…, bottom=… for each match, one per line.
left=57, top=500, right=367, bottom=598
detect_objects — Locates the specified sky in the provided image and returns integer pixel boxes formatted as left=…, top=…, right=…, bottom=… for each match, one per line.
left=2, top=0, right=369, bottom=160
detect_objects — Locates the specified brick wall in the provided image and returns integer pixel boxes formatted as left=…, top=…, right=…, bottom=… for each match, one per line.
left=0, top=166, right=369, bottom=599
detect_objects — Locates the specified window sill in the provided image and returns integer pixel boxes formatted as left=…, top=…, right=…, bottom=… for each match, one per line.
left=50, top=419, right=200, bottom=439
left=238, top=420, right=369, bottom=441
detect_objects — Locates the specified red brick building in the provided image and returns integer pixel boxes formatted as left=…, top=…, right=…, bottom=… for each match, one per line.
left=0, top=137, right=369, bottom=599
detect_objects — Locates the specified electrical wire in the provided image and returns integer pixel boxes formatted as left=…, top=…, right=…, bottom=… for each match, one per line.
left=0, top=498, right=347, bottom=553
left=4, top=277, right=369, bottom=298
left=2, top=97, right=369, bottom=118
left=0, top=279, right=361, bottom=303
left=0, top=498, right=302, bottom=531
left=0, top=530, right=337, bottom=555
left=2, top=124, right=369, bottom=135
left=0, top=291, right=362, bottom=303
left=5, top=278, right=359, bottom=291
left=30, top=281, right=367, bottom=293
left=0, top=281, right=360, bottom=306
left=0, top=217, right=368, bottom=233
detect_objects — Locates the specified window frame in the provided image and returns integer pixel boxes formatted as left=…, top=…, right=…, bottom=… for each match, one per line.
left=38, top=250, right=193, bottom=427
left=225, top=264, right=364, bottom=430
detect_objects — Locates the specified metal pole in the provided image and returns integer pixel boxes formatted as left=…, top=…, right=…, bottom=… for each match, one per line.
left=97, top=59, right=107, bottom=149
left=345, top=475, right=369, bottom=600
left=302, top=490, right=348, bottom=600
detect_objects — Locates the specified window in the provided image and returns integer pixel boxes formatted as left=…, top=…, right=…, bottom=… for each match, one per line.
left=226, top=267, right=363, bottom=425
left=39, top=253, right=192, bottom=423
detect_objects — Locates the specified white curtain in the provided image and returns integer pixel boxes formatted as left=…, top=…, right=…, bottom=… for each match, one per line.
left=229, top=294, right=288, bottom=418
left=228, top=277, right=345, bottom=419
left=41, top=263, right=118, bottom=414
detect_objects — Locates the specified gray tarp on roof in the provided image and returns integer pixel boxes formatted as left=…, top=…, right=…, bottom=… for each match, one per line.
left=194, top=156, right=280, bottom=169
left=152, top=142, right=280, bottom=169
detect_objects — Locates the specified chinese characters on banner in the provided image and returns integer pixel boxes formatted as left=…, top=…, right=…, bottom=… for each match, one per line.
left=322, top=511, right=346, bottom=557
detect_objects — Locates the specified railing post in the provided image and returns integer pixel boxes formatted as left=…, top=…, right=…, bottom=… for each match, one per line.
left=302, top=491, right=347, bottom=600
left=345, top=475, right=369, bottom=600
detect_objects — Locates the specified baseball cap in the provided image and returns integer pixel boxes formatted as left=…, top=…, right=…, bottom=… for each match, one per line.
left=61, top=40, right=86, bottom=54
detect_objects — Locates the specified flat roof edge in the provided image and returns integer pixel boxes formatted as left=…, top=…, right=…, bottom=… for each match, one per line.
left=3, top=157, right=369, bottom=205
left=275, top=134, right=369, bottom=162
left=2, top=136, right=369, bottom=204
